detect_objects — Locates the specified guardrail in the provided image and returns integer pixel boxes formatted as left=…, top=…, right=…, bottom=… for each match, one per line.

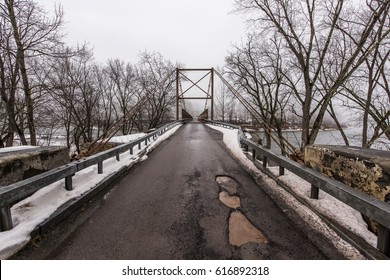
left=0, top=120, right=183, bottom=232
left=205, top=119, right=390, bottom=257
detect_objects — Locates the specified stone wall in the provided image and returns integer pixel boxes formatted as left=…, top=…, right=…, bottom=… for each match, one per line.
left=305, top=145, right=390, bottom=232
left=305, top=145, right=390, bottom=202
left=0, top=146, right=70, bottom=186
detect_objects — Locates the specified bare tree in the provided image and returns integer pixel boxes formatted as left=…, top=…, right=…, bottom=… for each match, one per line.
left=215, top=83, right=234, bottom=122
left=234, top=0, right=390, bottom=150
left=105, top=59, right=139, bottom=134
left=45, top=47, right=99, bottom=153
left=339, top=5, right=390, bottom=147
left=93, top=64, right=116, bottom=137
left=225, top=34, right=291, bottom=152
left=0, top=4, right=27, bottom=146
left=2, top=0, right=65, bottom=145
left=135, top=51, right=177, bottom=130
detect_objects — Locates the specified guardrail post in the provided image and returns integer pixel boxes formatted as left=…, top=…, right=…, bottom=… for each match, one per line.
left=310, top=184, right=319, bottom=199
left=377, top=196, right=390, bottom=256
left=263, top=156, right=268, bottom=168
left=279, top=166, right=285, bottom=176
left=0, top=205, right=13, bottom=231
left=130, top=147, right=133, bottom=155
left=65, top=175, right=73, bottom=191
left=116, top=153, right=120, bottom=161
left=252, top=149, right=256, bottom=161
left=138, top=142, right=142, bottom=150
left=377, top=224, right=390, bottom=257
left=98, top=161, right=103, bottom=174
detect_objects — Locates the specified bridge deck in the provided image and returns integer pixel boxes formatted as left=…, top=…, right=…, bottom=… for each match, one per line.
left=16, top=122, right=345, bottom=259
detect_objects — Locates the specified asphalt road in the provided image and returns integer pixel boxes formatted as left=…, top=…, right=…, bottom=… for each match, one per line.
left=15, top=122, right=345, bottom=259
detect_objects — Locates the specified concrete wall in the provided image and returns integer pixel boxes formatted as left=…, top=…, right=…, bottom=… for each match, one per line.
left=0, top=147, right=70, bottom=186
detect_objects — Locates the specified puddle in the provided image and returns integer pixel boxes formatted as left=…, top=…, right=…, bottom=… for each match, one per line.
left=216, top=176, right=239, bottom=195
left=219, top=191, right=240, bottom=209
left=228, top=211, right=268, bottom=247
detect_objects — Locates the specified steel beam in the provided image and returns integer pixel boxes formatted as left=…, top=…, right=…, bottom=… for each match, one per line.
left=175, top=67, right=215, bottom=120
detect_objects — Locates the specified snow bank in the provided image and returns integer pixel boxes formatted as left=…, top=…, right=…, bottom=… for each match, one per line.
left=110, top=133, right=146, bottom=143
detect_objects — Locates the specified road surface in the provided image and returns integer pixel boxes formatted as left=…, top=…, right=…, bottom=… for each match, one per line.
left=13, top=122, right=345, bottom=259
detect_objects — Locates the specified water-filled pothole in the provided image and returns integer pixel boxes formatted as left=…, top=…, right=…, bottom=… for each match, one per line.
left=229, top=211, right=268, bottom=247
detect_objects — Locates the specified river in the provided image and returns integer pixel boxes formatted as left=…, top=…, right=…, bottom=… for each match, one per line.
left=257, top=127, right=390, bottom=152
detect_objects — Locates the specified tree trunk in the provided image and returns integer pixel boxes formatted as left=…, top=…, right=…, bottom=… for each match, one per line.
left=6, top=0, right=37, bottom=145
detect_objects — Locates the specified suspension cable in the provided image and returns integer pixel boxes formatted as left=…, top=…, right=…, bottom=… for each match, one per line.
left=214, top=69, right=300, bottom=157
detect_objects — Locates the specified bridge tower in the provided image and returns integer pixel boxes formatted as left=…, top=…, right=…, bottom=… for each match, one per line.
left=175, top=68, right=214, bottom=120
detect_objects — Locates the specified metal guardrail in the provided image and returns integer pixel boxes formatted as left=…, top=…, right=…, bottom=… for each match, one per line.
left=0, top=120, right=183, bottom=232
left=205, top=119, right=390, bottom=257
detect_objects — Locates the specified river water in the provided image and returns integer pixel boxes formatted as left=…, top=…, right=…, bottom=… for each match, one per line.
left=257, top=127, right=390, bottom=152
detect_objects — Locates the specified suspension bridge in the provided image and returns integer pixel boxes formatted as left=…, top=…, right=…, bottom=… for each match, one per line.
left=0, top=68, right=389, bottom=260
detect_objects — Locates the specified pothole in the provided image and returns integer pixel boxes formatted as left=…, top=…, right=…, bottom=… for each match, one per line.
left=228, top=211, right=268, bottom=247
left=216, top=175, right=239, bottom=195
left=219, top=191, right=240, bottom=209
left=215, top=175, right=268, bottom=247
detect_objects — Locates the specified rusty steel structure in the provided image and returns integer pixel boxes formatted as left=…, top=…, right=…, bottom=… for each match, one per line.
left=176, top=68, right=214, bottom=120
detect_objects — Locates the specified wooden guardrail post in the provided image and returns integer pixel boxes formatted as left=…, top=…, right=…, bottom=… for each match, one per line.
left=279, top=165, right=285, bottom=176
left=263, top=155, right=268, bottom=167
left=0, top=205, right=13, bottom=231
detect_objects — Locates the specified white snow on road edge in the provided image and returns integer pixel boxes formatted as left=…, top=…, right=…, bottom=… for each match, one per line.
left=207, top=124, right=376, bottom=259
left=0, top=125, right=182, bottom=260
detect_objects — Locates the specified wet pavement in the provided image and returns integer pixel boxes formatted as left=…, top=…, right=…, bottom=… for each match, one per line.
left=13, top=121, right=346, bottom=259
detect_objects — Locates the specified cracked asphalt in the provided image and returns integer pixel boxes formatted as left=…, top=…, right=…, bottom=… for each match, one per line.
left=13, top=121, right=346, bottom=259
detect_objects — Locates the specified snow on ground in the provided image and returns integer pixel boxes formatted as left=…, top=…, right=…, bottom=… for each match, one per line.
left=267, top=167, right=377, bottom=247
left=207, top=124, right=375, bottom=259
left=110, top=133, right=146, bottom=143
left=0, top=125, right=182, bottom=260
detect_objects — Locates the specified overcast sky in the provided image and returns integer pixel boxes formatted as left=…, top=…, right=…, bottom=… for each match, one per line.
left=35, top=0, right=246, bottom=68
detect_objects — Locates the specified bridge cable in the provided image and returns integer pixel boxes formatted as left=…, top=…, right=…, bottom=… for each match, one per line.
left=214, top=70, right=300, bottom=158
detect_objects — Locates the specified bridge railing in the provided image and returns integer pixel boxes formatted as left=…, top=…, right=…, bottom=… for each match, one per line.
left=205, top=119, right=390, bottom=257
left=0, top=120, right=183, bottom=232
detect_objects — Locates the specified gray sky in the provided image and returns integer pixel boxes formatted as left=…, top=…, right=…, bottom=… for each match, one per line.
left=35, top=0, right=246, bottom=67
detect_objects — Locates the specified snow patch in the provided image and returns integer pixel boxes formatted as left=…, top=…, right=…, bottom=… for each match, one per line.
left=0, top=146, right=37, bottom=153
